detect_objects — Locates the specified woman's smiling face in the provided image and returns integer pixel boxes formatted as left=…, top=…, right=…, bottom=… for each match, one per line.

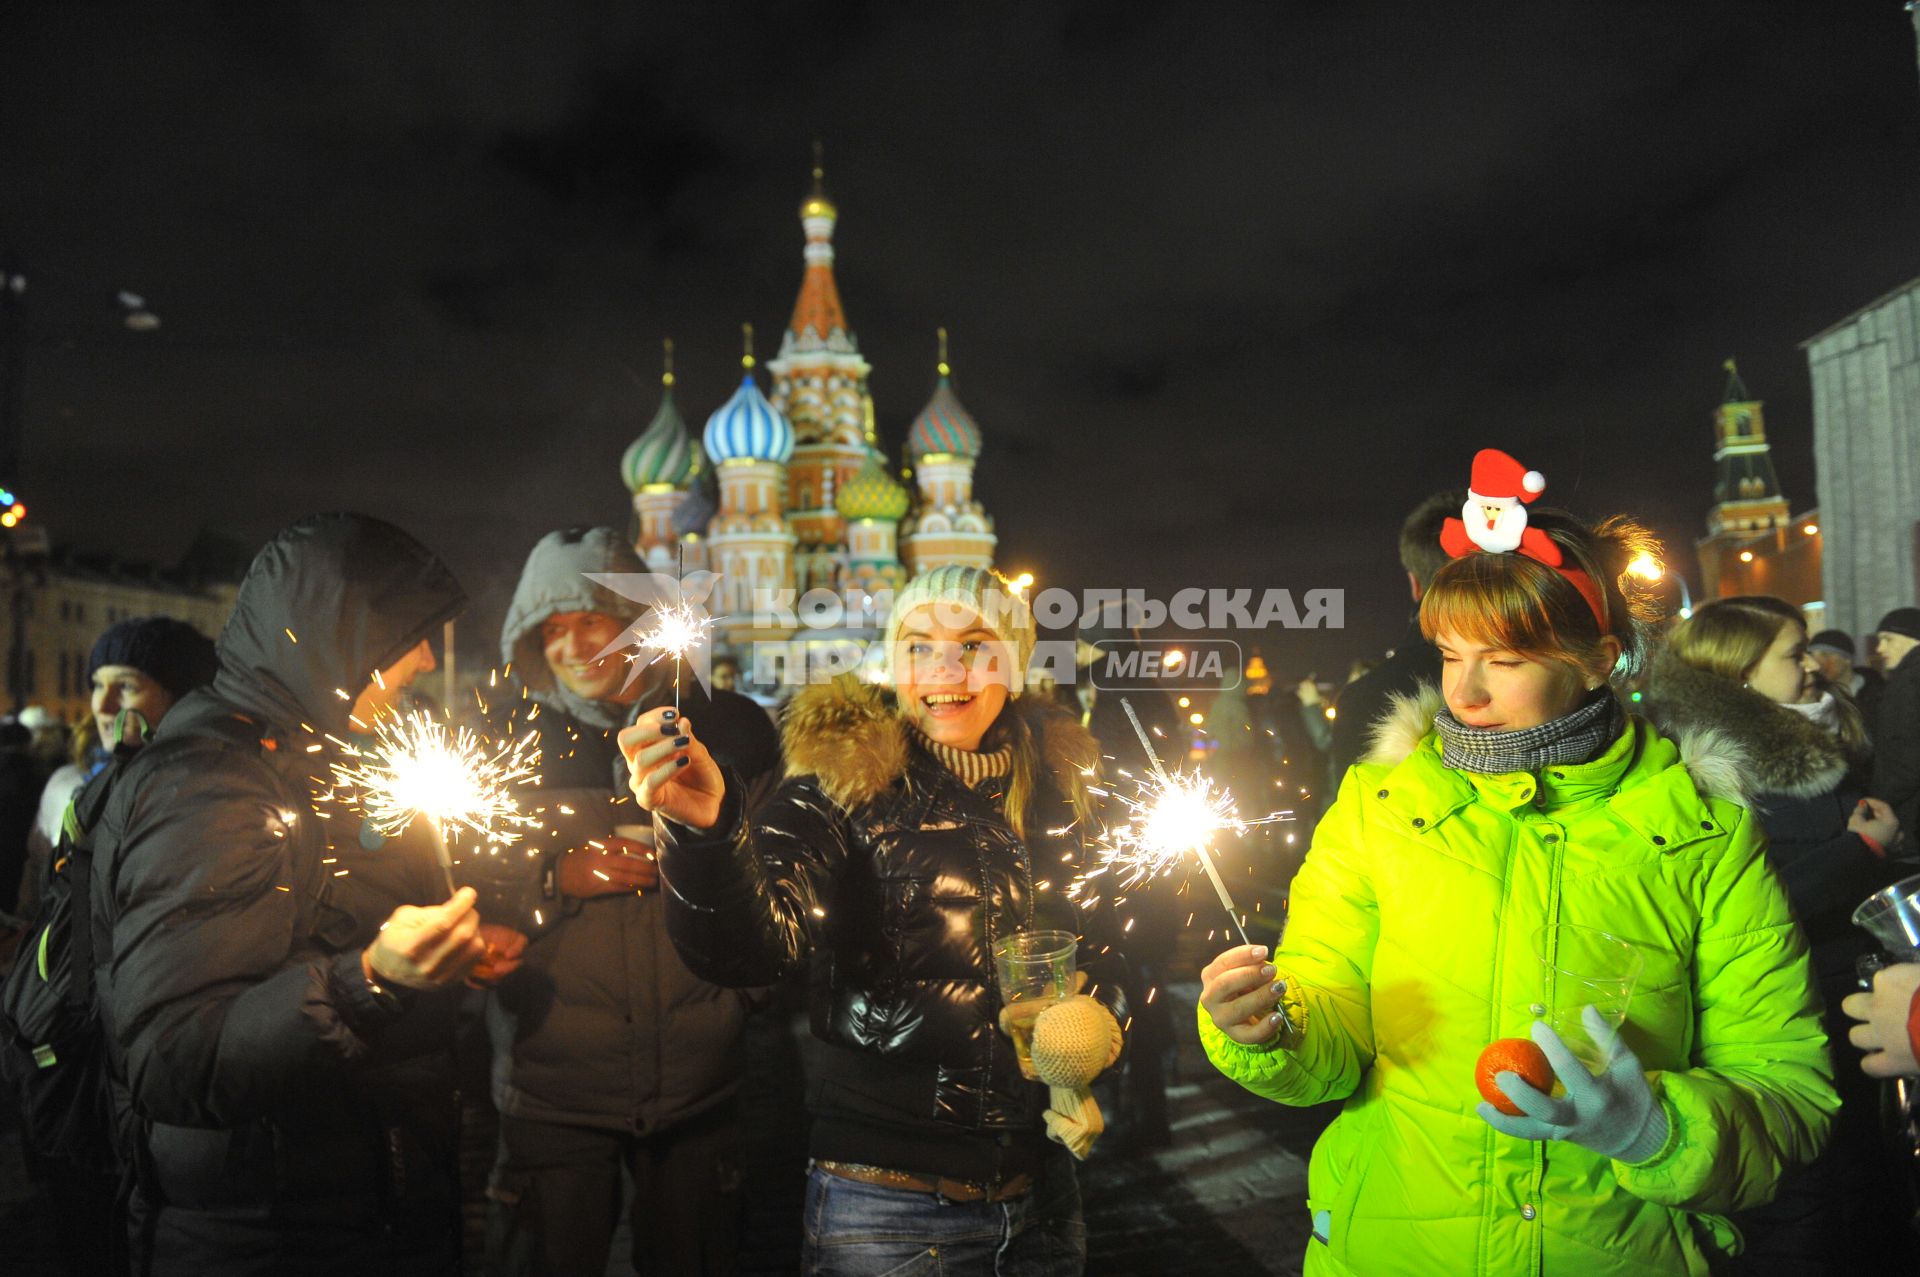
left=892, top=604, right=1012, bottom=752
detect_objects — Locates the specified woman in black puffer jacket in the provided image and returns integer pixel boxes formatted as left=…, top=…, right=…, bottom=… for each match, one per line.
left=623, top=566, right=1126, bottom=1277
left=1650, top=597, right=1913, bottom=1276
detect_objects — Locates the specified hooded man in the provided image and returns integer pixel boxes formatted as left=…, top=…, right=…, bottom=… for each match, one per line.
left=1871, top=607, right=1920, bottom=835
left=92, top=514, right=520, bottom=1272
left=485, top=526, right=780, bottom=1277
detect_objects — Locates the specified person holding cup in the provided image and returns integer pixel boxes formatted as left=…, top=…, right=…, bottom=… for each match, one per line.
left=1199, top=451, right=1838, bottom=1276
left=622, top=565, right=1126, bottom=1277
left=1649, top=597, right=1915, bottom=1271
left=484, top=527, right=781, bottom=1277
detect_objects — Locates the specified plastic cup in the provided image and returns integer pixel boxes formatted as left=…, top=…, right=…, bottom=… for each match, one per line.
left=1852, top=874, right=1920, bottom=962
left=994, top=930, right=1078, bottom=1076
left=1528, top=924, right=1644, bottom=1075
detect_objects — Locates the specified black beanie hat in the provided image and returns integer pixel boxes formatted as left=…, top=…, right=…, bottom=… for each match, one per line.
left=88, top=617, right=221, bottom=699
left=1807, top=629, right=1856, bottom=658
left=1876, top=608, right=1920, bottom=644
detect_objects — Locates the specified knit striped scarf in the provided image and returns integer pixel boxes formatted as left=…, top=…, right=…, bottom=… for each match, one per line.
left=912, top=728, right=1013, bottom=787
left=1433, top=690, right=1623, bottom=775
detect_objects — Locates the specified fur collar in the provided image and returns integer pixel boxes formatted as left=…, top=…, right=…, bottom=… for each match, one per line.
left=1363, top=681, right=1754, bottom=808
left=781, top=679, right=1099, bottom=813
left=1644, top=649, right=1850, bottom=801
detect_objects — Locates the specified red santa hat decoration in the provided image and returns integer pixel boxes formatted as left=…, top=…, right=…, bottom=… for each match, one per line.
left=1439, top=448, right=1609, bottom=630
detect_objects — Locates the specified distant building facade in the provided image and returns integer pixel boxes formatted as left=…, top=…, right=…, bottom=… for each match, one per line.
left=1803, top=279, right=1920, bottom=642
left=0, top=528, right=240, bottom=721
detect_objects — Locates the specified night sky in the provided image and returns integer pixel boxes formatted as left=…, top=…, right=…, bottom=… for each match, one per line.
left=7, top=2, right=1920, bottom=676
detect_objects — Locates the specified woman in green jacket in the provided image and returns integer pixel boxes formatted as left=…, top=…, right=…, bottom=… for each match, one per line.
left=1199, top=452, right=1837, bottom=1275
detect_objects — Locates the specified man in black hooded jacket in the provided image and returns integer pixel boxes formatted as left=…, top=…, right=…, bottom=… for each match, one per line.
left=90, top=513, right=519, bottom=1273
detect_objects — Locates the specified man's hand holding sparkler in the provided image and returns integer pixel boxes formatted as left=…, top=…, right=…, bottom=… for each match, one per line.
left=364, top=886, right=491, bottom=991
left=556, top=833, right=660, bottom=898
left=1201, top=944, right=1305, bottom=1049
left=618, top=708, right=724, bottom=831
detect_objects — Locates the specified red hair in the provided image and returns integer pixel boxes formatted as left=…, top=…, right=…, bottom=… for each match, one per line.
left=1419, top=511, right=1663, bottom=682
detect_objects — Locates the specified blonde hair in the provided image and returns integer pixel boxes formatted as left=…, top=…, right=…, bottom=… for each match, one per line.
left=1419, top=510, right=1665, bottom=684
left=973, top=703, right=1098, bottom=842
left=1666, top=601, right=1788, bottom=684
left=1668, top=599, right=1870, bottom=756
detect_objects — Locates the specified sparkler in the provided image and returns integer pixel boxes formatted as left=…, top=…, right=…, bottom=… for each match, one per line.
left=1078, top=697, right=1288, bottom=947
left=330, top=710, right=541, bottom=892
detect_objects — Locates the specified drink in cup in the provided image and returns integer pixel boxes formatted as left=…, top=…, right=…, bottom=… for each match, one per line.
left=1852, top=873, right=1920, bottom=987
left=1527, top=923, right=1643, bottom=1075
left=993, top=930, right=1077, bottom=1079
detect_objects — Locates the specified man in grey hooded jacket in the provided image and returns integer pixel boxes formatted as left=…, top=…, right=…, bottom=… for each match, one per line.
left=484, top=526, right=780, bottom=1277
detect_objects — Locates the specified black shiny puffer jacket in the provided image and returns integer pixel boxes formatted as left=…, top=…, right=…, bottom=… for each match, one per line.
left=657, top=681, right=1126, bottom=1184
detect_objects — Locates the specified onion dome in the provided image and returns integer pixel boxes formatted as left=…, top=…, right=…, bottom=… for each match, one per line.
left=905, top=328, right=982, bottom=460
left=621, top=340, right=695, bottom=491
left=702, top=324, right=795, bottom=465
left=836, top=448, right=910, bottom=522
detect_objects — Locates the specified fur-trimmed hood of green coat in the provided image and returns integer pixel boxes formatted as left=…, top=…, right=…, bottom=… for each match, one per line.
left=1201, top=687, right=1836, bottom=1276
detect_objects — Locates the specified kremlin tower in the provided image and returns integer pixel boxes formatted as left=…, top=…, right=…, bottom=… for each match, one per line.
left=620, top=153, right=1000, bottom=694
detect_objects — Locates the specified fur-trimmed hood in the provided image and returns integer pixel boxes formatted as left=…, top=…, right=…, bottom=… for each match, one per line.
left=1363, top=681, right=1756, bottom=809
left=1643, top=648, right=1852, bottom=801
left=781, top=678, right=1099, bottom=814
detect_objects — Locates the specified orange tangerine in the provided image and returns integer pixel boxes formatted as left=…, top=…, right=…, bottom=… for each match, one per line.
left=1476, top=1037, right=1553, bottom=1116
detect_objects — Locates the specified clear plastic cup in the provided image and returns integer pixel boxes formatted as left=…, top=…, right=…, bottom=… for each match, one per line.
left=1852, top=874, right=1920, bottom=962
left=1528, top=924, right=1644, bottom=1075
left=994, top=930, right=1078, bottom=1076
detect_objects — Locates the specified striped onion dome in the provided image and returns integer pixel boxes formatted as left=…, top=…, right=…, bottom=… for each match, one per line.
left=906, top=375, right=982, bottom=460
left=836, top=448, right=910, bottom=521
left=621, top=387, right=695, bottom=491
left=703, top=372, right=795, bottom=465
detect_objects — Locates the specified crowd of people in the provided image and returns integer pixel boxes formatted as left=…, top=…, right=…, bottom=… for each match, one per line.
left=2, top=447, right=1919, bottom=1274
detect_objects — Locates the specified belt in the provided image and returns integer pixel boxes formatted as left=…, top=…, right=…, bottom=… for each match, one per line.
left=815, top=1160, right=1033, bottom=1204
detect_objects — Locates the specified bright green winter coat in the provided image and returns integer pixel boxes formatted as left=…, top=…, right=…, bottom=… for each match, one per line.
left=1200, top=690, right=1836, bottom=1276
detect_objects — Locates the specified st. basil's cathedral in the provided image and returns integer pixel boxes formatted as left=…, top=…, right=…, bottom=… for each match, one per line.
left=616, top=158, right=999, bottom=693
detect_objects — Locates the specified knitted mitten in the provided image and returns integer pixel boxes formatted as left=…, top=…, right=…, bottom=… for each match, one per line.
left=1029, top=995, right=1125, bottom=1159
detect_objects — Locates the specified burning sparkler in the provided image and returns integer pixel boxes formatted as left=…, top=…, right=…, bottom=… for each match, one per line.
left=586, top=548, right=722, bottom=712
left=1076, top=698, right=1288, bottom=947
left=331, top=710, right=542, bottom=891
left=636, top=598, right=711, bottom=715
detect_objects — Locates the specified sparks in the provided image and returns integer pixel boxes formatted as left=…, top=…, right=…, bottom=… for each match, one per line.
left=329, top=710, right=542, bottom=853
left=1067, top=697, right=1290, bottom=947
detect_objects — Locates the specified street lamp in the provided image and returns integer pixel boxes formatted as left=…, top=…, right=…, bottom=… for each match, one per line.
left=1627, top=553, right=1693, bottom=619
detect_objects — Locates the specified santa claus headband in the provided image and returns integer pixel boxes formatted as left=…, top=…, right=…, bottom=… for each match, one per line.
left=1439, top=449, right=1609, bottom=631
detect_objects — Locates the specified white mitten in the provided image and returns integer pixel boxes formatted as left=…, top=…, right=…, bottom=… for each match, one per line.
left=1029, top=994, right=1125, bottom=1159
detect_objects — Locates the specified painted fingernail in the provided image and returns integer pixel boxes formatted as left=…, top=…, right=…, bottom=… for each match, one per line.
left=1251, top=946, right=1269, bottom=959
left=1268, top=1012, right=1284, bottom=1027
left=1259, top=964, right=1276, bottom=979
left=662, top=709, right=677, bottom=721
left=1271, top=981, right=1287, bottom=996
left=660, top=722, right=679, bottom=736
left=675, top=756, right=689, bottom=768
left=673, top=735, right=690, bottom=747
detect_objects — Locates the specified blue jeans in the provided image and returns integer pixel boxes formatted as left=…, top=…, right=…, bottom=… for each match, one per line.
left=801, top=1152, right=1086, bottom=1276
